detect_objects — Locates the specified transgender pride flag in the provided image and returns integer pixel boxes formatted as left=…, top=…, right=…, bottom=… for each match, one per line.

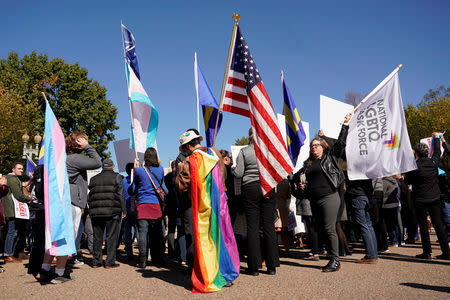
left=122, top=24, right=159, bottom=153
left=43, top=100, right=76, bottom=256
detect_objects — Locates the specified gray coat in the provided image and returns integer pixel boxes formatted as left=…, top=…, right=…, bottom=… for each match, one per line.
left=66, top=144, right=102, bottom=208
left=233, top=143, right=260, bottom=186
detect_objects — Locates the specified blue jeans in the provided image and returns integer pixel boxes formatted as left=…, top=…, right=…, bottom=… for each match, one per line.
left=352, top=196, right=378, bottom=259
left=137, top=218, right=164, bottom=263
left=442, top=201, right=450, bottom=238
left=4, top=219, right=18, bottom=256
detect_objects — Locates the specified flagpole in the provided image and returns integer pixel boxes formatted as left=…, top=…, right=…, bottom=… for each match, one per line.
left=340, top=64, right=403, bottom=124
left=121, top=21, right=139, bottom=161
left=212, top=12, right=240, bottom=147
left=194, top=52, right=200, bottom=132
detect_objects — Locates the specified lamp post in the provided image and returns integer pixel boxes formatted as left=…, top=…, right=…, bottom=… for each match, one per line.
left=22, top=132, right=42, bottom=162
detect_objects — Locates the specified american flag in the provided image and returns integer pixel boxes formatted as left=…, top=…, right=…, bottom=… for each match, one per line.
left=222, top=25, right=293, bottom=195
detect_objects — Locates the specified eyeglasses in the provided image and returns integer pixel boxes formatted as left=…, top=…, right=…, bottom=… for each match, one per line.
left=311, top=143, right=322, bottom=149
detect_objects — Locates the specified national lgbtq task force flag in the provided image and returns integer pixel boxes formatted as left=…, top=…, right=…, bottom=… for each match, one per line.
left=194, top=53, right=222, bottom=147
left=43, top=101, right=76, bottom=256
left=346, top=67, right=417, bottom=180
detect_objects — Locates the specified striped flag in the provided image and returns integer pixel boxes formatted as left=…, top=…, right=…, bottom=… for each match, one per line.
left=221, top=25, right=293, bottom=195
left=43, top=101, right=76, bottom=256
left=281, top=71, right=306, bottom=167
left=194, top=53, right=222, bottom=147
left=38, top=137, right=44, bottom=165
left=121, top=24, right=159, bottom=153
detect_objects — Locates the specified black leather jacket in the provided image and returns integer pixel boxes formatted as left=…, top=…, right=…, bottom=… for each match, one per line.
left=310, top=125, right=349, bottom=189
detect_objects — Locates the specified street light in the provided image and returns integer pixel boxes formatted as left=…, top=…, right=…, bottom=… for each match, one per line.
left=22, top=132, right=42, bottom=162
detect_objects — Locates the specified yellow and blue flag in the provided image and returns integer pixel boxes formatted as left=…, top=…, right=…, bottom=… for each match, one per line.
left=282, top=72, right=306, bottom=167
left=25, top=156, right=36, bottom=177
left=194, top=53, right=222, bottom=147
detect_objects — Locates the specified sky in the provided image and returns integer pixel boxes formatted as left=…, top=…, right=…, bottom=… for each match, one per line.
left=2, top=0, right=450, bottom=169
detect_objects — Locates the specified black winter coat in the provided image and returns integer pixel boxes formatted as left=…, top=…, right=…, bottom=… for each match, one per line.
left=88, top=170, right=125, bottom=218
left=405, top=137, right=441, bottom=203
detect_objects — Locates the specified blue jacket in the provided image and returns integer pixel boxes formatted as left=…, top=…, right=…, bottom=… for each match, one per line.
left=128, top=166, right=167, bottom=204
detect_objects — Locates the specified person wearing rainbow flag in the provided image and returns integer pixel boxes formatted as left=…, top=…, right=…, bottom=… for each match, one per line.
left=176, top=129, right=240, bottom=293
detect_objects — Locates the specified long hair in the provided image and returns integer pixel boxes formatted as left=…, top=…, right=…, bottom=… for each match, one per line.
left=65, top=131, right=88, bottom=154
left=144, top=147, right=159, bottom=167
left=305, top=137, right=330, bottom=167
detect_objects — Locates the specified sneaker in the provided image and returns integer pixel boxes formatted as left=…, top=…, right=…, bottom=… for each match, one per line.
left=415, top=253, right=431, bottom=259
left=378, top=249, right=390, bottom=253
left=73, top=259, right=84, bottom=266
left=51, top=274, right=73, bottom=284
left=355, top=257, right=378, bottom=264
left=392, top=243, right=398, bottom=248
left=321, top=258, right=340, bottom=272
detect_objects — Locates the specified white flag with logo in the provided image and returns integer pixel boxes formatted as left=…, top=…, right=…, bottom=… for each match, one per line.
left=346, top=67, right=417, bottom=180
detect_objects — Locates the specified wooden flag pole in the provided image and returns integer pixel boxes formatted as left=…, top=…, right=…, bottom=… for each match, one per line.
left=212, top=12, right=240, bottom=147
left=340, top=64, right=403, bottom=124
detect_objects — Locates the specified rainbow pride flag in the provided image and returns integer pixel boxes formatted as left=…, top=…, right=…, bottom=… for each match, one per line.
left=189, top=148, right=240, bottom=293
left=43, top=101, right=76, bottom=256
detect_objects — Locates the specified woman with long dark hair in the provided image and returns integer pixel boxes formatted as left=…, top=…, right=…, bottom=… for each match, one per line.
left=299, top=113, right=351, bottom=272
left=129, top=147, right=167, bottom=268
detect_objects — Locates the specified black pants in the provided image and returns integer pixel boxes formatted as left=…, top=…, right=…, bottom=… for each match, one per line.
left=242, top=181, right=279, bottom=271
left=303, top=216, right=320, bottom=254
left=371, top=196, right=388, bottom=251
left=137, top=218, right=165, bottom=264
left=92, top=216, right=120, bottom=266
left=28, top=210, right=45, bottom=276
left=182, top=207, right=194, bottom=267
left=312, top=192, right=340, bottom=259
left=415, top=201, right=449, bottom=255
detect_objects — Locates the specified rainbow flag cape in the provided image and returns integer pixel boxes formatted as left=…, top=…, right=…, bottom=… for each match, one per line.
left=43, top=101, right=76, bottom=256
left=190, top=148, right=240, bottom=293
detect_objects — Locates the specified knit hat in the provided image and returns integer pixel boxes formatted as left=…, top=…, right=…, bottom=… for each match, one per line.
left=102, top=158, right=114, bottom=168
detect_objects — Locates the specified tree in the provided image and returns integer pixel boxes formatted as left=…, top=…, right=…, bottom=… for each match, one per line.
left=0, top=51, right=118, bottom=169
left=404, top=86, right=450, bottom=168
left=234, top=136, right=249, bottom=146
left=0, top=89, right=39, bottom=174
left=344, top=91, right=365, bottom=107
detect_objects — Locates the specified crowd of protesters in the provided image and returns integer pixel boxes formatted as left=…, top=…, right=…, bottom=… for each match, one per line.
left=1, top=122, right=449, bottom=287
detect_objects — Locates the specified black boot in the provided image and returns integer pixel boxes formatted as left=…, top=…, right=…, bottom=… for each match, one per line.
left=138, top=253, right=147, bottom=268
left=321, top=258, right=340, bottom=272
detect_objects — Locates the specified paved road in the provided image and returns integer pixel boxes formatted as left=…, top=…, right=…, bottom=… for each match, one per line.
left=1, top=233, right=449, bottom=299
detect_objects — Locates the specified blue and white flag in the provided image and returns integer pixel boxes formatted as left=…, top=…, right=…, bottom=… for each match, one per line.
left=281, top=71, right=306, bottom=167
left=121, top=23, right=159, bottom=153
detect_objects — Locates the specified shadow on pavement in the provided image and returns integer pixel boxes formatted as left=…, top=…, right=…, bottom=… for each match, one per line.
left=137, top=267, right=192, bottom=291
left=379, top=252, right=450, bottom=266
left=400, top=282, right=450, bottom=293
left=279, top=259, right=322, bottom=270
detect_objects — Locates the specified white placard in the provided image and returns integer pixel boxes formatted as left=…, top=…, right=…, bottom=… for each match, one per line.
left=12, top=194, right=30, bottom=219
left=276, top=113, right=310, bottom=172
left=320, top=95, right=354, bottom=139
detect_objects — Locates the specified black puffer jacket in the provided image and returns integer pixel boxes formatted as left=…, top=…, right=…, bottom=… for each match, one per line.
left=88, top=170, right=125, bottom=218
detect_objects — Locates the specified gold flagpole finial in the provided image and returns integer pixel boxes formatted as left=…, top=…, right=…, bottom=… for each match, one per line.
left=232, top=12, right=240, bottom=22
left=398, top=64, right=403, bottom=69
